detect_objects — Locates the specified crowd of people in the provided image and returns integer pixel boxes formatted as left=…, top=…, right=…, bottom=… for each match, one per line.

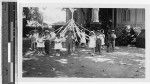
left=28, top=28, right=117, bottom=57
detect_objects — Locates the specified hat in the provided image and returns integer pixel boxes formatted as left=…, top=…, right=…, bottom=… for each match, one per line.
left=111, top=30, right=115, bottom=31
left=91, top=31, right=95, bottom=33
left=45, top=30, right=50, bottom=32
left=126, top=25, right=131, bottom=29
left=97, top=30, right=100, bottom=32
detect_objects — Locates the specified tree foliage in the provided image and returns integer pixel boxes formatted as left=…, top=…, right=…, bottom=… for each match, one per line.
left=23, top=7, right=43, bottom=25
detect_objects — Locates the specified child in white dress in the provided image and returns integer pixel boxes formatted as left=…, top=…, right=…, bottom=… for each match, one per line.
left=29, top=32, right=39, bottom=51
left=36, top=33, right=45, bottom=55
left=110, top=30, right=117, bottom=51
left=88, top=31, right=96, bottom=55
left=100, top=29, right=105, bottom=49
left=54, top=34, right=62, bottom=56
left=96, top=30, right=104, bottom=55
left=80, top=30, right=86, bottom=47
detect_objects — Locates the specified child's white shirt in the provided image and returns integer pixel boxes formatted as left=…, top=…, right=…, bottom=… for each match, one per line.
left=88, top=35, right=96, bottom=48
left=54, top=37, right=63, bottom=50
left=37, top=37, right=45, bottom=47
left=97, top=34, right=105, bottom=45
left=80, top=32, right=86, bottom=43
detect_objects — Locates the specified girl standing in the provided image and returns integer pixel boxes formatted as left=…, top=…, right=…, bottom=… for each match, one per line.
left=54, top=34, right=63, bottom=56
left=65, top=30, right=74, bottom=55
left=100, top=29, right=105, bottom=49
left=36, top=33, right=45, bottom=55
left=88, top=31, right=96, bottom=56
left=110, top=30, right=117, bottom=52
left=29, top=31, right=39, bottom=51
left=96, top=30, right=102, bottom=55
left=80, top=29, right=86, bottom=47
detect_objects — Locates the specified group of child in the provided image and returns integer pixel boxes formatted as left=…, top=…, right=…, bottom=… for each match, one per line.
left=29, top=30, right=56, bottom=55
left=79, top=29, right=117, bottom=56
left=88, top=29, right=105, bottom=55
left=29, top=29, right=117, bottom=56
left=29, top=30, right=75, bottom=56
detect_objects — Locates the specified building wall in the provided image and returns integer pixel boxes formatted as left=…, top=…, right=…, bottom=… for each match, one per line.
left=116, top=8, right=145, bottom=36
left=65, top=8, right=145, bottom=37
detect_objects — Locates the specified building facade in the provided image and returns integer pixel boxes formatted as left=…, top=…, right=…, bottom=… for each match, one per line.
left=116, top=8, right=145, bottom=36
left=66, top=8, right=145, bottom=36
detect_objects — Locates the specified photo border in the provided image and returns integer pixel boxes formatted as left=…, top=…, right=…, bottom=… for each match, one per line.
left=17, top=2, right=150, bottom=82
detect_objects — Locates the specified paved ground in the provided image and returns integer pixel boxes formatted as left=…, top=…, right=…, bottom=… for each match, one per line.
left=23, top=46, right=145, bottom=78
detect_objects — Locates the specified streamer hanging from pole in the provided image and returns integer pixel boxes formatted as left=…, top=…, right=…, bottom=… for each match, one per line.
left=55, top=8, right=91, bottom=42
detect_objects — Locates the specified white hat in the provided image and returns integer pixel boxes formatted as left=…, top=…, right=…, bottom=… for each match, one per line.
left=112, top=30, right=115, bottom=31
left=126, top=25, right=131, bottom=29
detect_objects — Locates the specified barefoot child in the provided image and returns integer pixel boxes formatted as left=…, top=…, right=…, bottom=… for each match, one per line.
left=54, top=34, right=62, bottom=56
left=110, top=30, right=117, bottom=51
left=100, top=29, right=105, bottom=49
left=36, top=33, right=45, bottom=55
left=29, top=31, right=39, bottom=51
left=44, top=31, right=51, bottom=55
left=96, top=30, right=102, bottom=55
left=65, top=30, right=74, bottom=55
left=80, top=29, right=86, bottom=47
left=88, top=31, right=96, bottom=56
left=106, top=30, right=117, bottom=52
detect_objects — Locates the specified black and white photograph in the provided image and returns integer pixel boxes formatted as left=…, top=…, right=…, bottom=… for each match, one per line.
left=22, top=5, right=145, bottom=78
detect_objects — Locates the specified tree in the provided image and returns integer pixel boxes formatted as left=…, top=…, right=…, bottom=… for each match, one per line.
left=23, top=7, right=43, bottom=26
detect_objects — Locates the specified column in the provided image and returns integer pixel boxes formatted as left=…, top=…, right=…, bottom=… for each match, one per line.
left=92, top=8, right=99, bottom=22
left=66, top=8, right=71, bottom=22
left=112, top=8, right=114, bottom=29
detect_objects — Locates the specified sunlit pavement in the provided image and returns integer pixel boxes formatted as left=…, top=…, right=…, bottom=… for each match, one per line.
left=23, top=46, right=145, bottom=78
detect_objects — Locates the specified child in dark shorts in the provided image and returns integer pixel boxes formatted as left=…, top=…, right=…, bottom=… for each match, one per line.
left=106, top=30, right=117, bottom=52
left=96, top=30, right=102, bottom=55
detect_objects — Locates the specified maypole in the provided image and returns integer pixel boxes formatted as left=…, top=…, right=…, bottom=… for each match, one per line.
left=70, top=8, right=75, bottom=20
left=56, top=8, right=91, bottom=42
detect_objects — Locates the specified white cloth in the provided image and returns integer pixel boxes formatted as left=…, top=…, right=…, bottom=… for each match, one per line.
left=54, top=38, right=62, bottom=50
left=36, top=37, right=45, bottom=47
left=45, top=34, right=51, bottom=40
left=88, top=35, right=96, bottom=48
left=80, top=32, right=86, bottom=43
left=111, top=33, right=117, bottom=39
left=97, top=34, right=105, bottom=45
left=30, top=33, right=39, bottom=42
left=50, top=32, right=56, bottom=41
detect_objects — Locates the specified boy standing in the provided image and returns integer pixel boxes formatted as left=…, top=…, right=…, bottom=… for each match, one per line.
left=66, top=30, right=74, bottom=55
left=80, top=29, right=86, bottom=47
left=29, top=31, right=39, bottom=51
left=106, top=30, right=117, bottom=52
left=96, top=30, right=102, bottom=55
left=110, top=30, right=117, bottom=51
left=44, top=31, right=51, bottom=55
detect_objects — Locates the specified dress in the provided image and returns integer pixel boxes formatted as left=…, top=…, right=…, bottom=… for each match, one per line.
left=80, top=32, right=86, bottom=43
left=54, top=37, right=62, bottom=50
left=37, top=37, right=45, bottom=48
left=88, top=35, right=96, bottom=48
left=97, top=34, right=105, bottom=45
left=50, top=32, right=56, bottom=41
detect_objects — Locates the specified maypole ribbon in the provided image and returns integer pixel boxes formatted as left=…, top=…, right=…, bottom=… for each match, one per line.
left=75, top=22, right=91, bottom=32
left=55, top=20, right=71, bottom=33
